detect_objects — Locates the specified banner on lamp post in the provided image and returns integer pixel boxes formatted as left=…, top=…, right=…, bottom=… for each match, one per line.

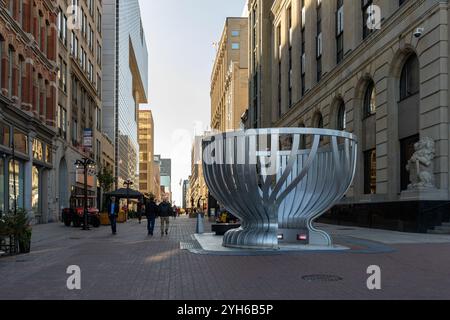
left=83, top=128, right=93, bottom=153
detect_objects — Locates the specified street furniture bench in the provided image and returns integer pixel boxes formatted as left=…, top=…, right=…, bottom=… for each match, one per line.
left=211, top=223, right=241, bottom=236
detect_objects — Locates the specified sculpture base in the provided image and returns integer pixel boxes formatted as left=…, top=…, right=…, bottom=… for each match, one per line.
left=222, top=227, right=278, bottom=250
left=400, top=188, right=448, bottom=201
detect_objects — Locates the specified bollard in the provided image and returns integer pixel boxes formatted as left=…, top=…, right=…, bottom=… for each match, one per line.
left=196, top=212, right=204, bottom=234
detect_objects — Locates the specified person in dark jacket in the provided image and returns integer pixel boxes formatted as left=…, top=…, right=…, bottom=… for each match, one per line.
left=145, top=196, right=159, bottom=236
left=108, top=196, right=119, bottom=235
left=158, top=199, right=174, bottom=236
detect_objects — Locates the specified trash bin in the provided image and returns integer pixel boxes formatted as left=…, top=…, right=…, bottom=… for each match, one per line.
left=100, top=213, right=110, bottom=225
left=117, top=210, right=127, bottom=223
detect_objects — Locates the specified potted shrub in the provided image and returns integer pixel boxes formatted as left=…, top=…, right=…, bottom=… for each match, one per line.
left=6, top=209, right=32, bottom=254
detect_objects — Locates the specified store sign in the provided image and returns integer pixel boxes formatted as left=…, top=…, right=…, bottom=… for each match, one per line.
left=83, top=129, right=93, bottom=152
left=76, top=168, right=95, bottom=187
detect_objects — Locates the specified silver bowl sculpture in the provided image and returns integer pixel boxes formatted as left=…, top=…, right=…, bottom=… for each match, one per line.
left=202, top=128, right=358, bottom=250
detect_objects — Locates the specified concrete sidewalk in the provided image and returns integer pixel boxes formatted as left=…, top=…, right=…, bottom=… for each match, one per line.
left=0, top=216, right=449, bottom=300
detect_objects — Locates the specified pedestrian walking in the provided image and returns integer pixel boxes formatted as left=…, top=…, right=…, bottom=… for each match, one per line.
left=158, top=198, right=174, bottom=236
left=137, top=198, right=144, bottom=224
left=145, top=195, right=159, bottom=236
left=108, top=196, right=119, bottom=235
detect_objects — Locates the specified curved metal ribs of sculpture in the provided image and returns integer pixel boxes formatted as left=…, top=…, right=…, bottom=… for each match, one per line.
left=202, top=128, right=358, bottom=249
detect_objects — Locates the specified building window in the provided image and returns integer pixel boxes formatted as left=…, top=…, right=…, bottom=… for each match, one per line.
left=316, top=1, right=323, bottom=82
left=59, top=56, right=67, bottom=92
left=72, top=119, right=78, bottom=146
left=37, top=75, right=42, bottom=115
left=31, top=166, right=39, bottom=213
left=13, top=129, right=28, bottom=154
left=277, top=25, right=282, bottom=118
left=0, top=37, right=3, bottom=89
left=231, top=43, right=240, bottom=50
left=71, top=32, right=78, bottom=57
left=18, top=0, right=23, bottom=26
left=97, top=42, right=102, bottom=66
left=400, top=54, right=420, bottom=100
left=336, top=0, right=344, bottom=64
left=301, top=0, right=306, bottom=96
left=0, top=121, right=10, bottom=147
left=9, top=159, right=24, bottom=210
left=57, top=104, right=67, bottom=139
left=231, top=31, right=240, bottom=37
left=288, top=6, right=293, bottom=108
left=96, top=107, right=102, bottom=131
left=8, top=0, right=14, bottom=15
left=18, top=56, right=24, bottom=103
left=8, top=46, right=14, bottom=98
left=252, top=74, right=258, bottom=128
left=38, top=12, right=43, bottom=49
left=97, top=9, right=102, bottom=34
left=364, top=149, right=376, bottom=194
left=364, top=81, right=376, bottom=117
left=362, top=0, right=374, bottom=40
left=337, top=102, right=346, bottom=131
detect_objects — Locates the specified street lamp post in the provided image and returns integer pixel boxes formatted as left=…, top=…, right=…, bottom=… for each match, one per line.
left=123, top=179, right=133, bottom=219
left=75, top=158, right=96, bottom=230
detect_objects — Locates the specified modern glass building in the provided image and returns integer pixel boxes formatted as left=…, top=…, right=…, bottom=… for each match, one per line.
left=102, top=0, right=148, bottom=188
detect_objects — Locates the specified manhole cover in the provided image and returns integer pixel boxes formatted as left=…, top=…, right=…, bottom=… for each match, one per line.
left=302, top=274, right=343, bottom=282
left=180, top=240, right=202, bottom=250
left=69, top=237, right=82, bottom=240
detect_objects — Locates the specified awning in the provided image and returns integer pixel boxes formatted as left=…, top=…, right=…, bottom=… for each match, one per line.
left=104, top=188, right=144, bottom=199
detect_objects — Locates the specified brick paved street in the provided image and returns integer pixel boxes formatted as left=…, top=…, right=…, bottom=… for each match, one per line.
left=1, top=216, right=450, bottom=300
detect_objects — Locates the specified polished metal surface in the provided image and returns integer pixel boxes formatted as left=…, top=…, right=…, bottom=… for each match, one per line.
left=202, top=128, right=358, bottom=249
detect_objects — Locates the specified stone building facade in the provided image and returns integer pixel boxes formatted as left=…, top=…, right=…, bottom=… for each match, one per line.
left=54, top=0, right=107, bottom=214
left=249, top=0, right=450, bottom=232
left=211, top=18, right=249, bottom=131
left=138, top=109, right=155, bottom=196
left=0, top=0, right=58, bottom=223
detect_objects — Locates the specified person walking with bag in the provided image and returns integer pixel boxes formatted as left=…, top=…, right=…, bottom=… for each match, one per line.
left=158, top=198, right=174, bottom=237
left=145, top=195, right=159, bottom=236
left=108, top=196, right=119, bottom=235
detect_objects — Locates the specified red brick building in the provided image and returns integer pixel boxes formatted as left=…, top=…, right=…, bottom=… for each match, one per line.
left=0, top=0, right=58, bottom=223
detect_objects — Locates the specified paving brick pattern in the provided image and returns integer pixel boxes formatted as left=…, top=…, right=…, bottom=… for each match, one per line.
left=1, top=216, right=450, bottom=300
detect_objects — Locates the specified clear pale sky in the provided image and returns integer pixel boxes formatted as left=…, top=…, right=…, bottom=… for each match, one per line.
left=138, top=0, right=247, bottom=206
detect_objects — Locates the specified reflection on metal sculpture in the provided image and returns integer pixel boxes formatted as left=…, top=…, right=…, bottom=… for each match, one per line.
left=202, top=128, right=358, bottom=249
left=406, top=137, right=436, bottom=190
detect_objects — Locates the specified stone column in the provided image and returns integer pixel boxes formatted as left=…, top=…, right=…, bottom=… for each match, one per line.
left=24, top=132, right=35, bottom=222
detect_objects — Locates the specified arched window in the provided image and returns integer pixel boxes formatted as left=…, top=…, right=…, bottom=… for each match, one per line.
left=400, top=54, right=419, bottom=100
left=37, top=74, right=43, bottom=116
left=398, top=53, right=420, bottom=190
left=18, top=55, right=24, bottom=103
left=363, top=81, right=376, bottom=117
left=8, top=46, right=15, bottom=98
left=316, top=113, right=323, bottom=128
left=337, top=101, right=346, bottom=131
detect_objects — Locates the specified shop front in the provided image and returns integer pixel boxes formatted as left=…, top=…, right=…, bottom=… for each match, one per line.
left=0, top=104, right=55, bottom=223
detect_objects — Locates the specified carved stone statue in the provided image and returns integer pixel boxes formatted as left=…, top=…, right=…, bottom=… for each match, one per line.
left=406, top=137, right=436, bottom=190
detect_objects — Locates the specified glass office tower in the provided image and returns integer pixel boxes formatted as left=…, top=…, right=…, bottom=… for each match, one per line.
left=102, top=0, right=149, bottom=188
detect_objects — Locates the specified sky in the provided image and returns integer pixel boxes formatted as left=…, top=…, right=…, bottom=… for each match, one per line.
left=138, top=0, right=247, bottom=206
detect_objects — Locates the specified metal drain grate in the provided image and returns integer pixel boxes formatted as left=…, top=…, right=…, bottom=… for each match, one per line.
left=302, top=274, right=343, bottom=282
left=180, top=240, right=202, bottom=250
